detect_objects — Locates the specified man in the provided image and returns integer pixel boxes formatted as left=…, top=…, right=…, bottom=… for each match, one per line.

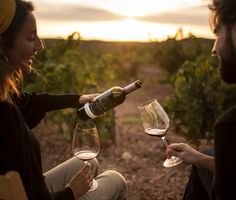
left=166, top=0, right=236, bottom=199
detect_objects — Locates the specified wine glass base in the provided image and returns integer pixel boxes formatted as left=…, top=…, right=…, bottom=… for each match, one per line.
left=88, top=179, right=98, bottom=191
left=163, top=156, right=183, bottom=168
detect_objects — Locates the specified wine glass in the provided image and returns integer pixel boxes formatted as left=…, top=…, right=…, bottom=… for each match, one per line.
left=72, top=121, right=100, bottom=191
left=138, top=98, right=183, bottom=168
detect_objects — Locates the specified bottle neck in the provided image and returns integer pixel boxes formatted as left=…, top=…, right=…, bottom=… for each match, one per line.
left=123, top=80, right=142, bottom=94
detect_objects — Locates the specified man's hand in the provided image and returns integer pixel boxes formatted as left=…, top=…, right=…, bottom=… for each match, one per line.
left=166, top=143, right=201, bottom=164
left=166, top=143, right=214, bottom=171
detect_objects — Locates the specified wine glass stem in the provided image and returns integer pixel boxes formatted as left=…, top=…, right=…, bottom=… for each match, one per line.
left=84, top=161, right=89, bottom=165
left=161, top=136, right=169, bottom=148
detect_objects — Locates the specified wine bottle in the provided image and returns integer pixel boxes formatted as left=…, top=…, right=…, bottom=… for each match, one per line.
left=77, top=80, right=143, bottom=120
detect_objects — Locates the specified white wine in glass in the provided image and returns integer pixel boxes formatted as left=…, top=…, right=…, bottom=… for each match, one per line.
left=72, top=121, right=100, bottom=190
left=138, top=99, right=183, bottom=168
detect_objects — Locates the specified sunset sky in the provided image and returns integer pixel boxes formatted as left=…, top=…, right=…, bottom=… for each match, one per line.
left=33, top=0, right=214, bottom=41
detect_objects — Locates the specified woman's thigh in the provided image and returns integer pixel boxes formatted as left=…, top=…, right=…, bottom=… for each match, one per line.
left=44, top=157, right=98, bottom=192
left=44, top=157, right=127, bottom=200
left=79, top=170, right=127, bottom=200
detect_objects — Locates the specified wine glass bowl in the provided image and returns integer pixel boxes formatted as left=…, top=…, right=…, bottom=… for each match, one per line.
left=138, top=98, right=170, bottom=137
left=138, top=99, right=182, bottom=168
left=72, top=121, right=100, bottom=190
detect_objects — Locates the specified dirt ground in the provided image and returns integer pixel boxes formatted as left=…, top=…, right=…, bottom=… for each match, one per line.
left=34, top=65, right=192, bottom=200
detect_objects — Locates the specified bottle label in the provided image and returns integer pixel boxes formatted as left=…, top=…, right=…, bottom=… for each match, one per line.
left=84, top=103, right=98, bottom=118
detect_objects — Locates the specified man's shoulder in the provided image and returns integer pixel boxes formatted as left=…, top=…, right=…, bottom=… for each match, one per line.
left=215, top=105, right=236, bottom=126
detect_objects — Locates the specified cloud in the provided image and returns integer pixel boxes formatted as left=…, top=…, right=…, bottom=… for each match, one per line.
left=136, top=5, right=210, bottom=26
left=35, top=3, right=125, bottom=22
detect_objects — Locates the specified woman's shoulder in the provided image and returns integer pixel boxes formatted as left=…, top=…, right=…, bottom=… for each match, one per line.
left=0, top=101, right=27, bottom=138
left=0, top=101, right=18, bottom=111
left=0, top=101, right=20, bottom=119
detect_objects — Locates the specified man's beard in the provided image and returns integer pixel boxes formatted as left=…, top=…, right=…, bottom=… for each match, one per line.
left=219, top=28, right=236, bottom=84
left=219, top=53, right=236, bottom=84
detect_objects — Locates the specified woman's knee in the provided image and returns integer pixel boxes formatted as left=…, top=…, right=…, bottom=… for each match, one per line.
left=108, top=170, right=127, bottom=199
left=102, top=170, right=127, bottom=192
left=109, top=170, right=126, bottom=183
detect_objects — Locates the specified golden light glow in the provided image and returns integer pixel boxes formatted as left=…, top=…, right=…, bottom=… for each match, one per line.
left=35, top=0, right=213, bottom=41
left=37, top=18, right=213, bottom=41
left=44, top=0, right=203, bottom=18
left=107, top=3, right=192, bottom=18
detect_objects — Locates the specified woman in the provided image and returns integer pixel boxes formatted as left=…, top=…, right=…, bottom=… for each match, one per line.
left=0, top=0, right=127, bottom=199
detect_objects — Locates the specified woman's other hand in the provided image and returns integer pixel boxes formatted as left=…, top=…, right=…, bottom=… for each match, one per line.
left=67, top=164, right=93, bottom=199
left=79, top=93, right=99, bottom=104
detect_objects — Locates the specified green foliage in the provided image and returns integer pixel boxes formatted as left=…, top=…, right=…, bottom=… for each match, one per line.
left=79, top=41, right=146, bottom=80
left=164, top=54, right=236, bottom=144
left=154, top=38, right=185, bottom=75
left=152, top=33, right=214, bottom=76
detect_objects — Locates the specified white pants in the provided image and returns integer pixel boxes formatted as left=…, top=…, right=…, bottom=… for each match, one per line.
left=44, top=157, right=127, bottom=200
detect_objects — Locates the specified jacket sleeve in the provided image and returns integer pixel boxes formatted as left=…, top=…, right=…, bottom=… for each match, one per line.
left=14, top=92, right=83, bottom=129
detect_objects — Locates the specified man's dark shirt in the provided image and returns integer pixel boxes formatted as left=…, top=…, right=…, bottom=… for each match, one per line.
left=213, top=106, right=236, bottom=200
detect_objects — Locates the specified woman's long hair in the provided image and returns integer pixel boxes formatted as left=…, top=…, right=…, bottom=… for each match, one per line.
left=0, top=58, right=22, bottom=101
left=0, top=0, right=34, bottom=101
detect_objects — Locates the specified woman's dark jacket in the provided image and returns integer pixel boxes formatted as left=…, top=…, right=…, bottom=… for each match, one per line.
left=0, top=92, right=82, bottom=200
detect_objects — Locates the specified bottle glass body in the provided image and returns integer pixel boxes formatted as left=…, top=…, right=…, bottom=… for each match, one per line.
left=77, top=80, right=142, bottom=120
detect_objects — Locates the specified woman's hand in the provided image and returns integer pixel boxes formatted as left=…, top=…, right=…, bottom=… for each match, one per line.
left=166, top=143, right=214, bottom=171
left=67, top=164, right=93, bottom=199
left=79, top=93, right=99, bottom=104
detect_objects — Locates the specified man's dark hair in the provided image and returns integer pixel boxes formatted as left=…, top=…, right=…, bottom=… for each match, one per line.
left=209, top=0, right=236, bottom=28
